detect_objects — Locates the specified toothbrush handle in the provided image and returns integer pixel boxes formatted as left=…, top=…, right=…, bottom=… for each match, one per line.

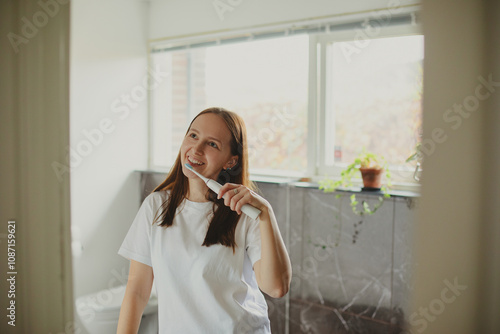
left=240, top=204, right=262, bottom=220
left=207, top=180, right=262, bottom=220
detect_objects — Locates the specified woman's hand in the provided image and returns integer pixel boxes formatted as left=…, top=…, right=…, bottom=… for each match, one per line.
left=217, top=183, right=270, bottom=216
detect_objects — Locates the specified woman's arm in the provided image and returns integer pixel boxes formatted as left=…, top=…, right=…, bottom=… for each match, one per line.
left=218, top=184, right=292, bottom=298
left=117, top=260, right=154, bottom=334
left=252, top=204, right=292, bottom=298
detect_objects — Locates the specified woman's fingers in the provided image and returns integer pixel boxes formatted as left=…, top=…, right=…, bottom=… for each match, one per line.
left=218, top=183, right=240, bottom=200
left=227, top=186, right=247, bottom=214
left=218, top=183, right=253, bottom=215
left=217, top=182, right=232, bottom=200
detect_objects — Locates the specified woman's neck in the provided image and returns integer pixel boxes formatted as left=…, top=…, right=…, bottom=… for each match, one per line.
left=186, top=178, right=210, bottom=202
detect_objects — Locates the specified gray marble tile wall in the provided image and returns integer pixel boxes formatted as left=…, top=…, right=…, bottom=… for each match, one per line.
left=137, top=171, right=417, bottom=333
left=258, top=183, right=417, bottom=334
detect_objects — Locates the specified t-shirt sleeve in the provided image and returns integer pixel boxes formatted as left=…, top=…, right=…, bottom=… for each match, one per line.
left=245, top=217, right=262, bottom=267
left=118, top=193, right=160, bottom=267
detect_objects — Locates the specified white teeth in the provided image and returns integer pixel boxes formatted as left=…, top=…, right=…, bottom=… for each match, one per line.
left=188, top=157, right=204, bottom=165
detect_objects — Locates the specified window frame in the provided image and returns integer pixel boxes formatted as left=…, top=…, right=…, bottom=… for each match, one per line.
left=310, top=23, right=423, bottom=187
left=147, top=21, right=423, bottom=189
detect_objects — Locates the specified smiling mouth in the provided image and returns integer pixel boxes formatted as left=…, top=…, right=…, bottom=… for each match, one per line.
left=187, top=156, right=205, bottom=166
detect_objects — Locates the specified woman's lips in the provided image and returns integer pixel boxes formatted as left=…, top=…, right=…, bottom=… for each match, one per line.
left=187, top=156, right=205, bottom=166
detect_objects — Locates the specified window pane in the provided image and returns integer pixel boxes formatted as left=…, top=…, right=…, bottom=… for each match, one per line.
left=151, top=35, right=309, bottom=173
left=151, top=49, right=208, bottom=168
left=324, top=35, right=424, bottom=166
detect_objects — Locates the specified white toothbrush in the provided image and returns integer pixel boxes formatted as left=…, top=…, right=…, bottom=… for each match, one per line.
left=184, top=163, right=261, bottom=220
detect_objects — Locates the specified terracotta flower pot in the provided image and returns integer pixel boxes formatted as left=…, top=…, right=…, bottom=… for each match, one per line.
left=359, top=167, right=383, bottom=189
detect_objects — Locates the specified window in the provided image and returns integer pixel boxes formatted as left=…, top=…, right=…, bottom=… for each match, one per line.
left=149, top=20, right=423, bottom=185
left=150, top=35, right=309, bottom=175
left=316, top=28, right=424, bottom=183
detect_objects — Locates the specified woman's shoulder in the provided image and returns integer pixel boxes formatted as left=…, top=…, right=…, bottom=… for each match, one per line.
left=143, top=190, right=170, bottom=207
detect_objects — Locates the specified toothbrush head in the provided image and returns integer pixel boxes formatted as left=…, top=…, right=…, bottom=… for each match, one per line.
left=184, top=163, right=208, bottom=182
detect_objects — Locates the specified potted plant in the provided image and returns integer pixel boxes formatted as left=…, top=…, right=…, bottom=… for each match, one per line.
left=319, top=150, right=391, bottom=216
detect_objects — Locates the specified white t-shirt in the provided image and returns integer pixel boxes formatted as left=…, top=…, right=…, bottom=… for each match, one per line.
left=118, top=191, right=271, bottom=334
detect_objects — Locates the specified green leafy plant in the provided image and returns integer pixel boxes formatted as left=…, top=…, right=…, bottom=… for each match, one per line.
left=406, top=143, right=422, bottom=182
left=319, top=150, right=391, bottom=216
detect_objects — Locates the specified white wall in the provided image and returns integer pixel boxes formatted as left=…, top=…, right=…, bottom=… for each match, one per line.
left=70, top=0, right=149, bottom=305
left=148, top=0, right=420, bottom=40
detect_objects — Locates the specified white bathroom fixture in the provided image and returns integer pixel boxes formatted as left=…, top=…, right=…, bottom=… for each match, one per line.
left=76, top=284, right=158, bottom=333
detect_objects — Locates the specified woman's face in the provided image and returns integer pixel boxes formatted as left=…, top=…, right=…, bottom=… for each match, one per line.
left=180, top=113, right=238, bottom=181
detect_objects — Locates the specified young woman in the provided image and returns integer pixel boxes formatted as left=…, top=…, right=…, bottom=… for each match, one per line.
left=117, top=107, right=292, bottom=333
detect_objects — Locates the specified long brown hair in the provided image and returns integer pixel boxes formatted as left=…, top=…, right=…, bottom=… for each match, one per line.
left=152, top=107, right=255, bottom=251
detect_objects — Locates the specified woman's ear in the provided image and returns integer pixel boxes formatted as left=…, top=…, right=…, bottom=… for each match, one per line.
left=224, top=156, right=239, bottom=170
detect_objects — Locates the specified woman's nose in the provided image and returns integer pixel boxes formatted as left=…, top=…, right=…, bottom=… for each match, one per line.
left=192, top=141, right=204, bottom=155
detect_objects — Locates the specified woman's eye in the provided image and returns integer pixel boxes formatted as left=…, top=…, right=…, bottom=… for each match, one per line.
left=209, top=142, right=218, bottom=149
left=189, top=133, right=197, bottom=139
